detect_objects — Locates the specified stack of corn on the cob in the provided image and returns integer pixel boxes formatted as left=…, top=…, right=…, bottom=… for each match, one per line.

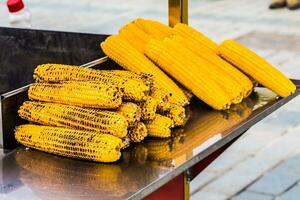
left=101, top=17, right=296, bottom=110
left=16, top=63, right=189, bottom=163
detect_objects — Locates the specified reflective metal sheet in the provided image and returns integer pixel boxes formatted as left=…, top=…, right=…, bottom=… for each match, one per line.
left=0, top=87, right=299, bottom=200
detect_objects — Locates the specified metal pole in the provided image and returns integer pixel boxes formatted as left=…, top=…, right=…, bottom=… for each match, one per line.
left=168, top=0, right=188, bottom=27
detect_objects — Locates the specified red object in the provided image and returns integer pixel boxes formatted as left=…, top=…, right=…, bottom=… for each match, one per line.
left=144, top=174, right=185, bottom=200
left=7, top=0, right=24, bottom=13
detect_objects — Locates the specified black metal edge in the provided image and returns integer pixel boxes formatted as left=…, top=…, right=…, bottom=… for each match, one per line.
left=128, top=86, right=300, bottom=200
left=0, top=26, right=109, bottom=38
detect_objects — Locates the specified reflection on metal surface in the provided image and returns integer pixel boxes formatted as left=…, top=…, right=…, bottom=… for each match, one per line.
left=0, top=89, right=299, bottom=200
left=168, top=0, right=188, bottom=27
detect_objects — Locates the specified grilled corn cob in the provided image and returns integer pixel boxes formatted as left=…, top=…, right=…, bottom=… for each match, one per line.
left=119, top=22, right=151, bottom=52
left=218, top=40, right=296, bottom=97
left=145, top=114, right=174, bottom=138
left=28, top=81, right=122, bottom=108
left=100, top=35, right=188, bottom=106
left=171, top=35, right=253, bottom=98
left=164, top=37, right=243, bottom=104
left=165, top=104, right=186, bottom=126
left=145, top=39, right=231, bottom=110
left=34, top=64, right=150, bottom=102
left=173, top=23, right=218, bottom=53
left=128, top=122, right=148, bottom=142
left=18, top=101, right=128, bottom=138
left=150, top=86, right=171, bottom=110
left=140, top=96, right=157, bottom=121
left=117, top=103, right=141, bottom=127
left=15, top=125, right=124, bottom=162
left=134, top=18, right=173, bottom=40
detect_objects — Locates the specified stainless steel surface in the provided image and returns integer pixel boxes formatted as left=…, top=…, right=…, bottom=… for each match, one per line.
left=0, top=87, right=299, bottom=200
left=168, top=0, right=188, bottom=27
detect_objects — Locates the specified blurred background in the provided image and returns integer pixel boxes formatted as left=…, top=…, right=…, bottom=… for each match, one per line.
left=1, top=0, right=300, bottom=199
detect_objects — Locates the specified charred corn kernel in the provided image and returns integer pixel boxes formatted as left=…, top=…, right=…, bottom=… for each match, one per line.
left=171, top=35, right=253, bottom=98
left=117, top=103, right=141, bottom=127
left=101, top=35, right=188, bottom=106
left=164, top=37, right=243, bottom=104
left=145, top=114, right=174, bottom=138
left=145, top=39, right=231, bottom=110
left=140, top=96, right=157, bottom=121
left=18, top=101, right=128, bottom=138
left=119, top=22, right=151, bottom=52
left=173, top=23, right=218, bottom=53
left=150, top=86, right=171, bottom=110
left=34, top=64, right=150, bottom=102
left=218, top=40, right=296, bottom=97
left=28, top=81, right=122, bottom=109
left=134, top=18, right=173, bottom=40
left=128, top=122, right=148, bottom=143
left=166, top=104, right=186, bottom=126
left=15, top=125, right=124, bottom=162
left=107, top=70, right=154, bottom=89
left=122, top=137, right=131, bottom=149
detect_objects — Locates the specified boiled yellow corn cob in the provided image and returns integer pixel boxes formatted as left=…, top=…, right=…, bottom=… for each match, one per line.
left=34, top=64, right=150, bottom=102
left=15, top=125, right=124, bottom=162
left=28, top=81, right=122, bottom=108
left=119, top=22, right=151, bottom=52
left=128, top=122, right=148, bottom=143
left=171, top=35, right=253, bottom=98
left=140, top=96, right=157, bottom=121
left=117, top=102, right=141, bottom=127
left=145, top=114, right=174, bottom=138
left=18, top=101, right=128, bottom=138
left=101, top=35, right=188, bottom=106
left=173, top=23, right=218, bottom=53
left=164, top=37, right=244, bottom=104
left=218, top=40, right=296, bottom=97
left=145, top=39, right=231, bottom=110
left=134, top=18, right=173, bottom=40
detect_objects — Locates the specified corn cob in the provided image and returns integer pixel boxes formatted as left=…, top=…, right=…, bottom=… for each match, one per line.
left=164, top=37, right=244, bottom=104
left=106, top=70, right=154, bottom=88
left=28, top=81, right=122, bottom=109
left=128, top=122, right=148, bottom=143
left=34, top=64, right=150, bottom=102
left=119, top=22, right=151, bottom=52
left=18, top=101, right=128, bottom=138
left=165, top=104, right=186, bottom=126
left=145, top=114, right=174, bottom=138
left=134, top=18, right=173, bottom=40
left=171, top=35, right=253, bottom=98
left=145, top=39, right=231, bottom=110
left=218, top=40, right=296, bottom=97
left=15, top=125, right=124, bottom=162
left=140, top=96, right=157, bottom=121
left=101, top=35, right=188, bottom=106
left=150, top=86, right=171, bottom=110
left=117, top=102, right=141, bottom=127
left=173, top=23, right=218, bottom=53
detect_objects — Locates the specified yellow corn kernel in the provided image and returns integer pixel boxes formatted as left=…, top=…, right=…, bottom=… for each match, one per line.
left=119, top=22, right=151, bottom=52
left=28, top=81, right=122, bottom=109
left=171, top=35, right=253, bottom=98
left=34, top=64, right=150, bottom=102
left=173, top=23, right=218, bottom=53
left=117, top=102, right=141, bottom=127
left=218, top=40, right=296, bottom=97
left=145, top=39, right=231, bottom=110
left=140, top=96, right=157, bottom=121
left=134, top=18, right=173, bottom=40
left=128, top=122, right=148, bottom=143
left=145, top=114, right=174, bottom=138
left=15, top=125, right=124, bottom=162
left=100, top=35, right=188, bottom=106
left=18, top=101, right=128, bottom=138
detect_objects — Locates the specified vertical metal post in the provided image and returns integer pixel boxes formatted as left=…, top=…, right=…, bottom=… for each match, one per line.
left=168, top=0, right=188, bottom=27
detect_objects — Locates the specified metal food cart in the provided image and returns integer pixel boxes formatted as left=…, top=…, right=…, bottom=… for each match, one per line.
left=0, top=1, right=299, bottom=199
